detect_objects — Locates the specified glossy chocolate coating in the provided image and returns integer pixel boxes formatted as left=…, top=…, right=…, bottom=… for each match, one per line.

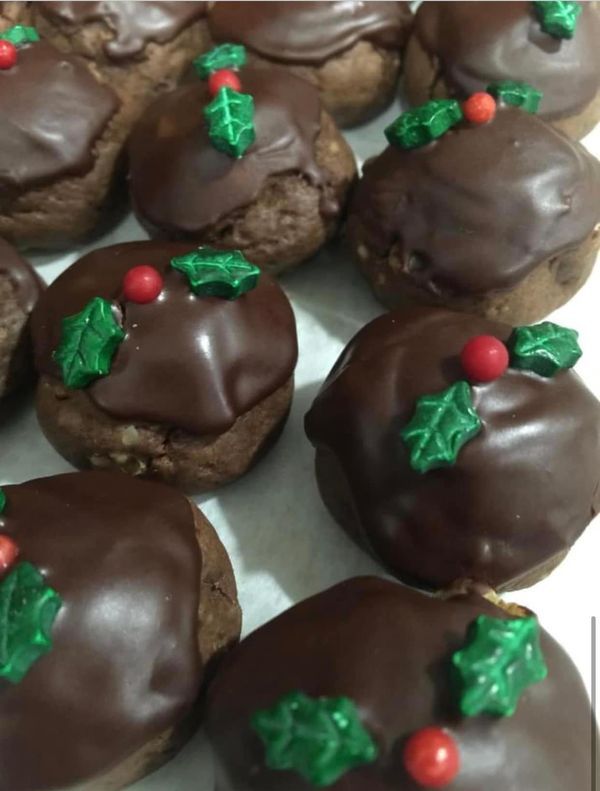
left=129, top=66, right=331, bottom=236
left=348, top=105, right=600, bottom=295
left=38, top=1, right=206, bottom=60
left=413, top=1, right=600, bottom=121
left=31, top=241, right=298, bottom=435
left=206, top=576, right=596, bottom=790
left=207, top=1, right=412, bottom=65
left=0, top=238, right=43, bottom=313
left=0, top=471, right=202, bottom=791
left=0, top=40, right=118, bottom=205
left=305, top=308, right=600, bottom=590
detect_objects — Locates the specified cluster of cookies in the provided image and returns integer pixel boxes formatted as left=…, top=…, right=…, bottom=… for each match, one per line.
left=1, top=2, right=600, bottom=790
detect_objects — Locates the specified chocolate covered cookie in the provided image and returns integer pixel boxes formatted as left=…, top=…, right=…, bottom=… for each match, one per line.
left=33, top=2, right=208, bottom=126
left=347, top=94, right=600, bottom=323
left=305, top=307, right=600, bottom=592
left=0, top=22, right=125, bottom=249
left=206, top=576, right=596, bottom=790
left=31, top=241, right=298, bottom=491
left=129, top=49, right=356, bottom=274
left=0, top=470, right=241, bottom=791
left=0, top=238, right=43, bottom=402
left=203, top=1, right=413, bottom=127
left=404, top=1, right=600, bottom=140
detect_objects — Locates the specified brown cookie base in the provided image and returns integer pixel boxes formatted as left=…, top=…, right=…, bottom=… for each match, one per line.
left=0, top=274, right=34, bottom=400
left=36, top=375, right=294, bottom=492
left=73, top=503, right=241, bottom=791
left=141, top=111, right=356, bottom=275
left=350, top=222, right=600, bottom=325
left=403, top=31, right=600, bottom=141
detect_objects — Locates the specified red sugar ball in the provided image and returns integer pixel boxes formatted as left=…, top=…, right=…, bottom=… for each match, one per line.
left=461, top=335, right=509, bottom=383
left=403, top=727, right=460, bottom=788
left=462, top=91, right=496, bottom=125
left=123, top=265, right=164, bottom=304
left=0, top=40, right=17, bottom=70
left=0, top=535, right=19, bottom=573
left=208, top=68, right=242, bottom=97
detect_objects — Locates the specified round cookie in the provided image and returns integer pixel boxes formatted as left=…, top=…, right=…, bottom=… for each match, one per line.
left=0, top=24, right=124, bottom=249
left=205, top=576, right=596, bottom=791
left=31, top=241, right=298, bottom=491
left=305, top=307, right=600, bottom=592
left=203, top=1, right=413, bottom=127
left=403, top=1, right=600, bottom=141
left=347, top=99, right=600, bottom=324
left=128, top=59, right=356, bottom=274
left=0, top=470, right=241, bottom=791
left=0, top=238, right=43, bottom=402
left=33, top=2, right=209, bottom=126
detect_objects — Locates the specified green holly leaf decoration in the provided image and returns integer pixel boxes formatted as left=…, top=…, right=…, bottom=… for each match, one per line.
left=0, top=25, right=40, bottom=46
left=204, top=86, right=255, bottom=158
left=401, top=381, right=482, bottom=474
left=452, top=615, right=548, bottom=717
left=251, top=691, right=378, bottom=787
left=488, top=80, right=542, bottom=114
left=385, top=99, right=463, bottom=150
left=171, top=247, right=260, bottom=299
left=0, top=489, right=5, bottom=515
left=53, top=296, right=125, bottom=389
left=533, top=1, right=582, bottom=39
left=194, top=43, right=247, bottom=79
left=509, top=321, right=581, bottom=377
left=0, top=561, right=62, bottom=684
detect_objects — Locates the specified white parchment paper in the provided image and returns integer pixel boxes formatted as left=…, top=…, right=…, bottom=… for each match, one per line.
left=1, top=102, right=598, bottom=791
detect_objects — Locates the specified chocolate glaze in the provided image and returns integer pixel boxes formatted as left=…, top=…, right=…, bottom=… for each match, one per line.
left=305, top=308, right=600, bottom=591
left=414, top=1, right=600, bottom=121
left=0, top=471, right=202, bottom=791
left=0, top=40, right=118, bottom=205
left=206, top=576, right=596, bottom=791
left=207, top=1, right=412, bottom=65
left=129, top=66, right=333, bottom=237
left=0, top=238, right=43, bottom=313
left=38, top=1, right=207, bottom=61
left=31, top=241, right=298, bottom=435
left=348, top=105, right=600, bottom=295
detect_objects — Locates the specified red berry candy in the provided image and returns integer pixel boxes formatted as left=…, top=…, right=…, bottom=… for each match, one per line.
left=0, top=535, right=19, bottom=573
left=461, top=335, right=509, bottom=383
left=0, top=40, right=17, bottom=70
left=208, top=68, right=242, bottom=97
left=403, top=727, right=460, bottom=788
left=122, top=265, right=164, bottom=304
left=462, top=91, right=496, bottom=125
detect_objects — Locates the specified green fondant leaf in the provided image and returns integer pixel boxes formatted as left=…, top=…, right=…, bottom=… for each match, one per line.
left=0, top=25, right=39, bottom=46
left=0, top=489, right=5, bottom=514
left=53, top=297, right=125, bottom=389
left=171, top=247, right=260, bottom=299
left=453, top=615, right=548, bottom=717
left=193, top=42, right=247, bottom=79
left=204, top=86, right=255, bottom=158
left=0, top=562, right=62, bottom=684
left=509, top=321, right=582, bottom=377
left=251, top=691, right=378, bottom=787
left=488, top=80, right=542, bottom=113
left=385, top=99, right=463, bottom=150
left=401, top=381, right=482, bottom=474
left=533, top=1, right=582, bottom=38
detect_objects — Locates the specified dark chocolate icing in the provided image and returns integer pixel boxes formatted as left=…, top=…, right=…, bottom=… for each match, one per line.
left=38, top=1, right=207, bottom=60
left=305, top=308, right=600, bottom=591
left=31, top=241, right=298, bottom=435
left=348, top=105, right=600, bottom=295
left=207, top=1, right=412, bottom=65
left=129, top=66, right=332, bottom=237
left=0, top=471, right=202, bottom=791
left=206, top=576, right=596, bottom=790
left=0, top=238, right=43, bottom=313
left=0, top=40, right=118, bottom=204
left=414, top=1, right=600, bottom=121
